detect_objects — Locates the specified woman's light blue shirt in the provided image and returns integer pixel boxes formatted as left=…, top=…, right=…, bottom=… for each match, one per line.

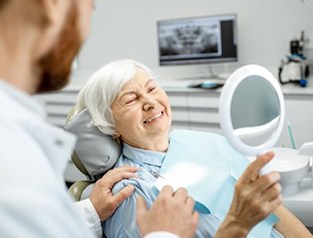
left=103, top=142, right=283, bottom=238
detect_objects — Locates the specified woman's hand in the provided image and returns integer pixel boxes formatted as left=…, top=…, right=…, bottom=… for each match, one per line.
left=215, top=151, right=282, bottom=237
left=136, top=186, right=199, bottom=238
left=89, top=166, right=138, bottom=221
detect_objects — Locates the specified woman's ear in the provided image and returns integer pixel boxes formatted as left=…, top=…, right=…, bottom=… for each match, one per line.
left=113, top=131, right=121, bottom=139
left=113, top=132, right=121, bottom=144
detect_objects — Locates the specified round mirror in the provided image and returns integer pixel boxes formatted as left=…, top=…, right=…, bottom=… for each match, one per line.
left=219, top=65, right=285, bottom=159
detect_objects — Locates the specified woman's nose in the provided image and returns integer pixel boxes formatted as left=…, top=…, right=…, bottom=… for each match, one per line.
left=142, top=96, right=157, bottom=111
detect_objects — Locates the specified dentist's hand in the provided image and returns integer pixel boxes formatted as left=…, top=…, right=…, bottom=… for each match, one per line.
left=215, top=152, right=282, bottom=238
left=89, top=166, right=137, bottom=221
left=136, top=186, right=199, bottom=238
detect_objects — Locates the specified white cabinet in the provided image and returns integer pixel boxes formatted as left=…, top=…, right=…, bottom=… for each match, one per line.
left=166, top=91, right=189, bottom=129
left=166, top=88, right=221, bottom=134
left=35, top=85, right=313, bottom=150
left=34, top=88, right=79, bottom=127
left=277, top=93, right=313, bottom=149
left=166, top=86, right=313, bottom=150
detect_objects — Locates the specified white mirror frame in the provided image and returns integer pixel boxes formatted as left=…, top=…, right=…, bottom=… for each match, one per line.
left=219, top=64, right=285, bottom=156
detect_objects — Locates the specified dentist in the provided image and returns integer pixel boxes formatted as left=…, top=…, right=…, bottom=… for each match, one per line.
left=0, top=0, right=196, bottom=238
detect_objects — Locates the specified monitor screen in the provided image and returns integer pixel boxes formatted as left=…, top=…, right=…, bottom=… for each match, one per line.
left=157, top=14, right=237, bottom=66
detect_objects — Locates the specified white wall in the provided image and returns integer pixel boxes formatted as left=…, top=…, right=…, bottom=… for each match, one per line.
left=72, top=0, right=313, bottom=85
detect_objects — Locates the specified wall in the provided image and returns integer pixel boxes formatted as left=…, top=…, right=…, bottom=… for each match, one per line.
left=72, top=0, right=313, bottom=85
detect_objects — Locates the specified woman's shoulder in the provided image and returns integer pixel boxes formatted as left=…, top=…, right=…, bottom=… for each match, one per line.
left=111, top=175, right=156, bottom=202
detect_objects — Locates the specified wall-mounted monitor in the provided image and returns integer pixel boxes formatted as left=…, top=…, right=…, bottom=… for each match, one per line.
left=157, top=14, right=237, bottom=66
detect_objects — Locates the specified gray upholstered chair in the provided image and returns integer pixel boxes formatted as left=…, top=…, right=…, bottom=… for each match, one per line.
left=65, top=107, right=121, bottom=201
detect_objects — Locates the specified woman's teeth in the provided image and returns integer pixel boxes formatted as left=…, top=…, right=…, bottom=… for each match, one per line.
left=144, top=112, right=163, bottom=123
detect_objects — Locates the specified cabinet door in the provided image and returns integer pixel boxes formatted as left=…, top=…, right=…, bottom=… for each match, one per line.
left=277, top=97, right=313, bottom=148
left=166, top=91, right=189, bottom=130
left=35, top=90, right=78, bottom=127
left=187, top=91, right=222, bottom=134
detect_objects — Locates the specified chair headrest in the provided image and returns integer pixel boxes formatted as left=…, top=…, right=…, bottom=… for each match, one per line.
left=65, top=108, right=121, bottom=180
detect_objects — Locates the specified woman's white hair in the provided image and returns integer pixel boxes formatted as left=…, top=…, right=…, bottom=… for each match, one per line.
left=75, top=59, right=155, bottom=135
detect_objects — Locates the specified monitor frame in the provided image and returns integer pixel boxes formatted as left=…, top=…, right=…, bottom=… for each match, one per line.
left=157, top=13, right=238, bottom=66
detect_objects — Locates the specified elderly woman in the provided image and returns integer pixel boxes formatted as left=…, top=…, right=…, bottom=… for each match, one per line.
left=76, top=59, right=311, bottom=238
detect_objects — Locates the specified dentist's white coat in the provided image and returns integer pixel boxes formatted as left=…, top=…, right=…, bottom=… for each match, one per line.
left=0, top=80, right=178, bottom=238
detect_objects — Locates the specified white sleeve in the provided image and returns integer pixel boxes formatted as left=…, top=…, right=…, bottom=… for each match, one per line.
left=144, top=231, right=180, bottom=238
left=75, top=199, right=102, bottom=238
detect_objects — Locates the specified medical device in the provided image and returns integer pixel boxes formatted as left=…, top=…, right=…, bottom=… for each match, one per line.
left=157, top=14, right=237, bottom=67
left=278, top=31, right=311, bottom=87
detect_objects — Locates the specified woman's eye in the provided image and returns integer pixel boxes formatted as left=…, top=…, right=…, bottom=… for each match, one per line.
left=125, top=97, right=137, bottom=104
left=148, top=87, right=157, bottom=93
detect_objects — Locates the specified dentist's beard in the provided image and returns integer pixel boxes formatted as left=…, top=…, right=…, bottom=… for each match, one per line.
left=36, top=5, right=82, bottom=93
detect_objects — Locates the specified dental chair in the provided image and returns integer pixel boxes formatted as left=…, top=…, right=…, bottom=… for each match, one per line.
left=65, top=107, right=121, bottom=201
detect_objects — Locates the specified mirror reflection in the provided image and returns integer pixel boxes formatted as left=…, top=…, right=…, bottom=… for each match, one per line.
left=230, top=75, right=281, bottom=147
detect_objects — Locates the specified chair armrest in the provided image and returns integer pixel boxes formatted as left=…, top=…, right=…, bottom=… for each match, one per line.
left=69, top=180, right=93, bottom=201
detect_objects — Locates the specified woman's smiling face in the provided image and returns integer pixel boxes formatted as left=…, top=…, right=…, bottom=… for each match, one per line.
left=111, top=69, right=172, bottom=150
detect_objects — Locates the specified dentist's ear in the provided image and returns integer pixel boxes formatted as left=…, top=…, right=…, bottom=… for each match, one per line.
left=40, top=0, right=70, bottom=27
left=32, top=0, right=71, bottom=60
